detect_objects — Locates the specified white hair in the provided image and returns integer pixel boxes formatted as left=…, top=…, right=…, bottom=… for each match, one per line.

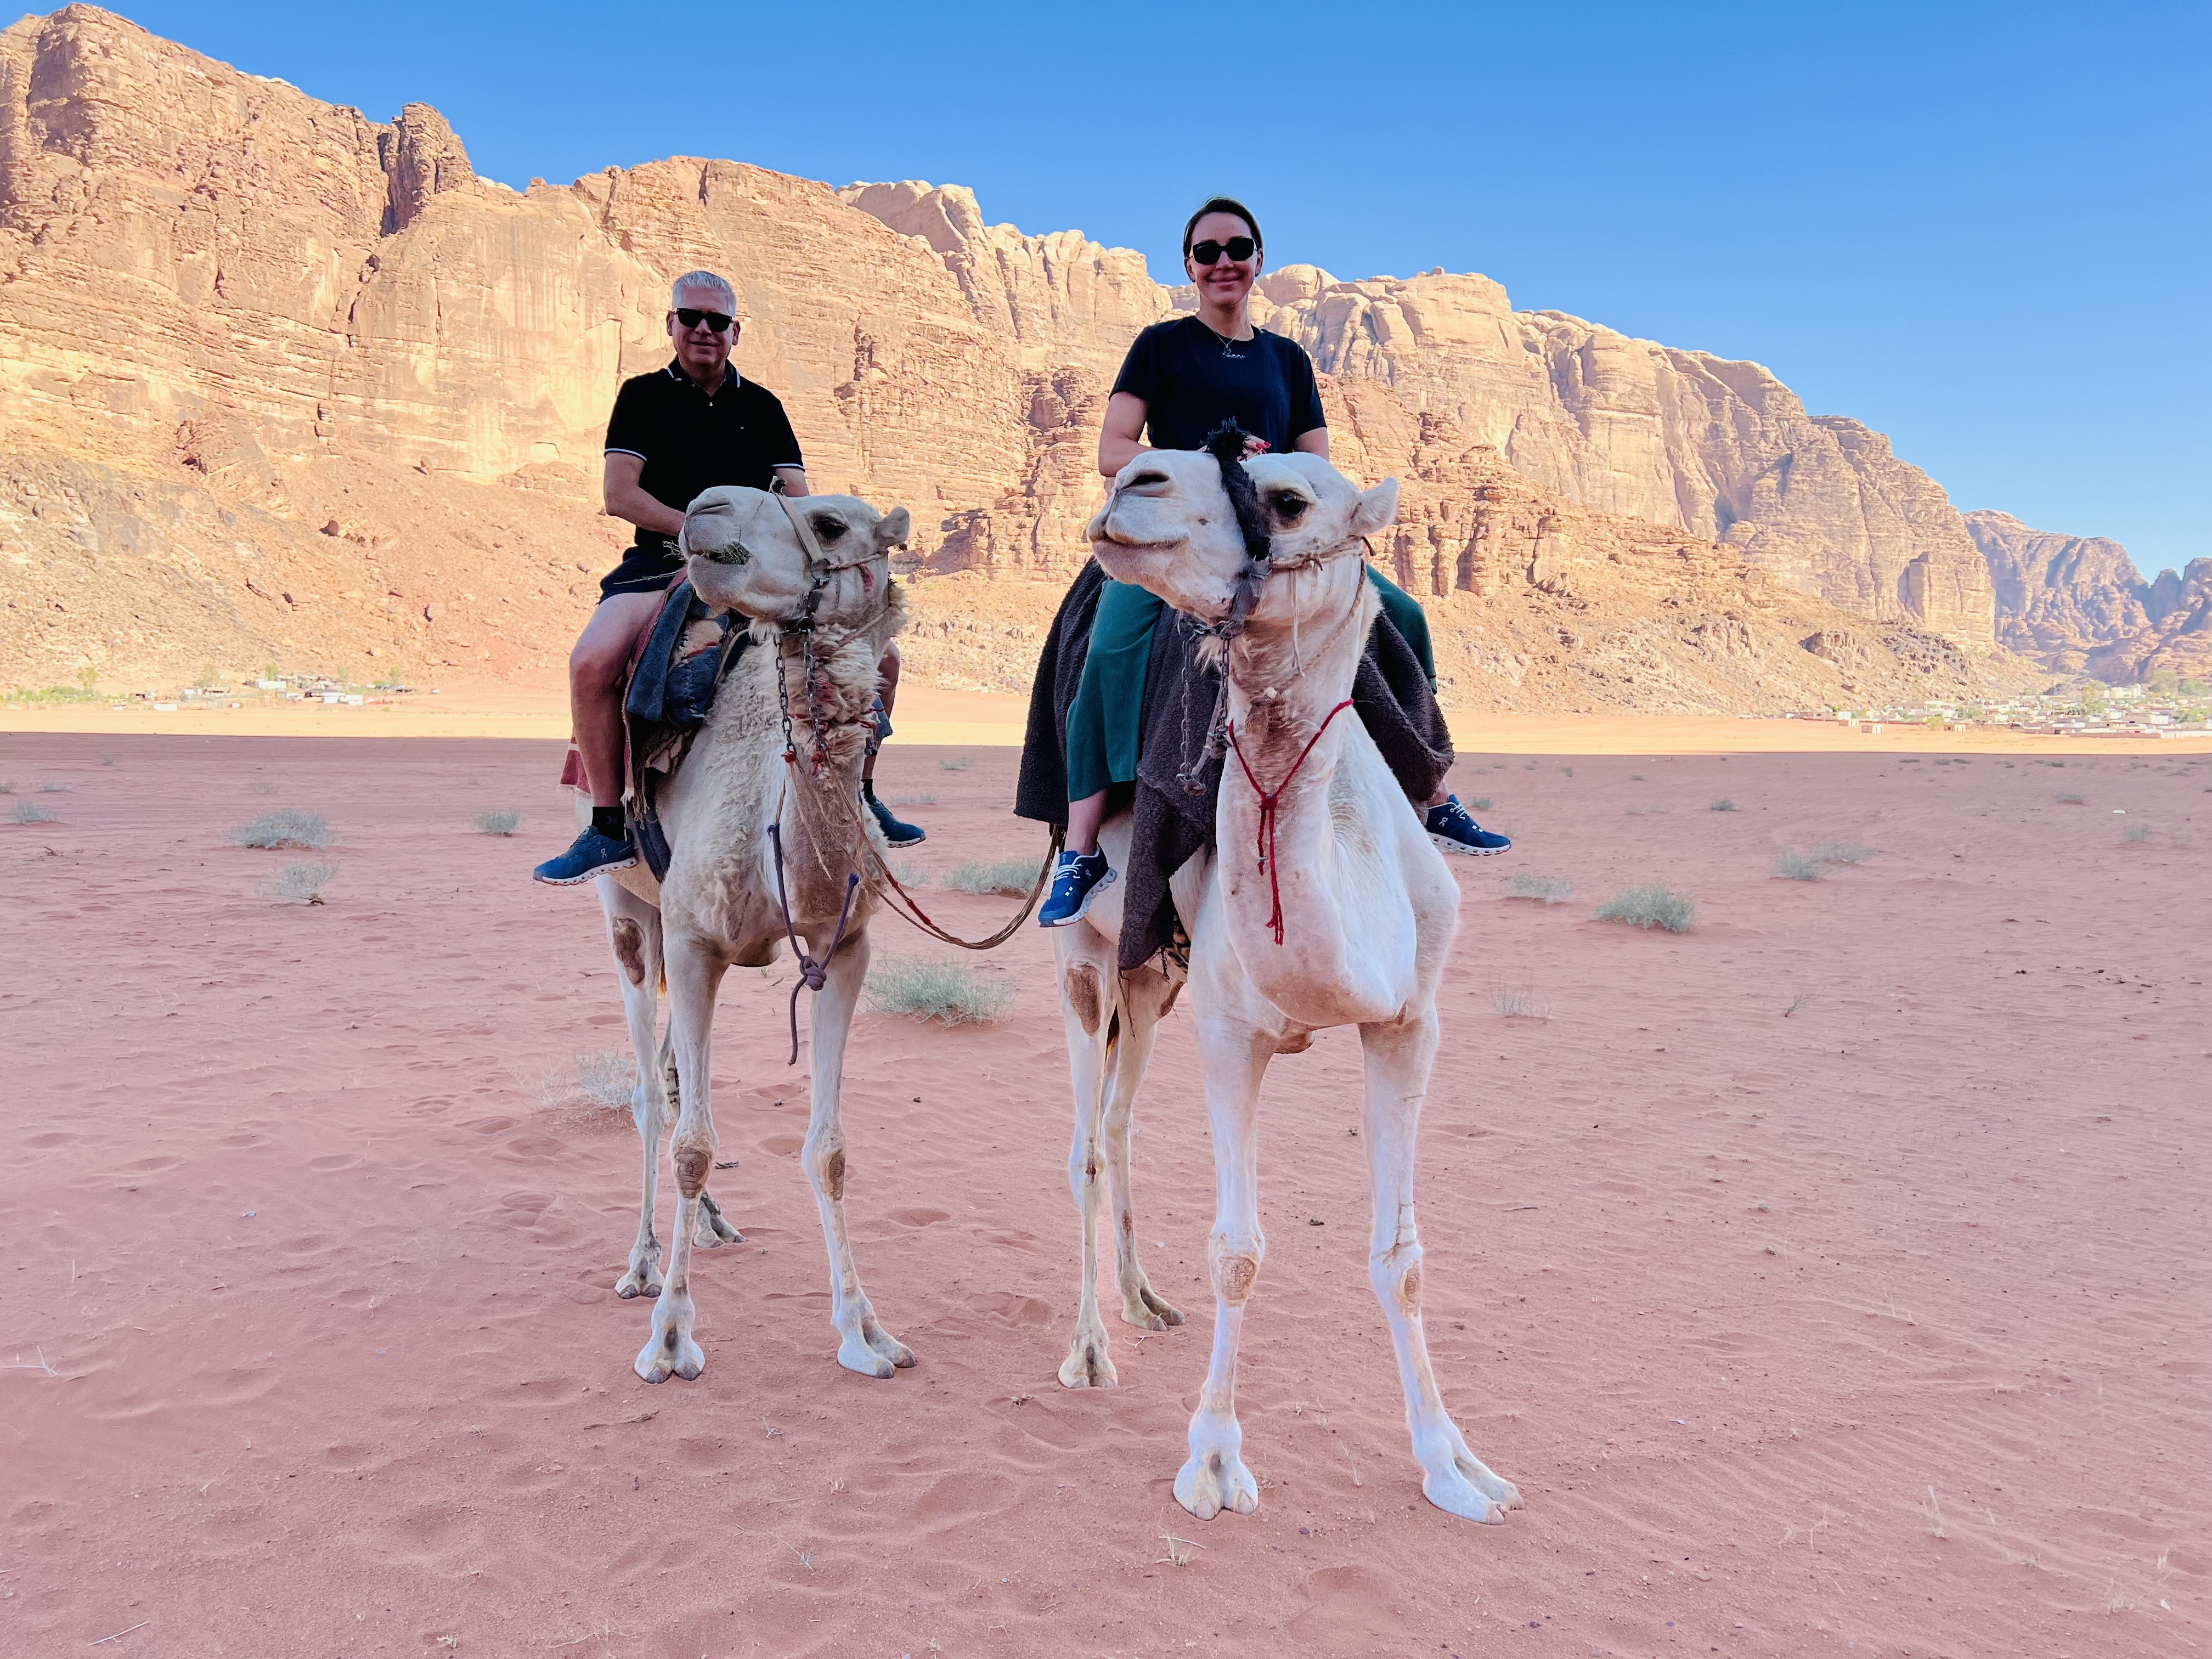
left=670, top=270, right=737, bottom=311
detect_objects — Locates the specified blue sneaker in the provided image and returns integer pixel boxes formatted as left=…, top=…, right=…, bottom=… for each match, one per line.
left=1425, top=794, right=1511, bottom=856
left=533, top=825, right=639, bottom=885
left=864, top=784, right=926, bottom=848
left=1038, top=848, right=1114, bottom=927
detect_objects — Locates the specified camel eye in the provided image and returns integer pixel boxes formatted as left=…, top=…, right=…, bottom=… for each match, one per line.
left=1123, top=470, right=1170, bottom=492
left=811, top=515, right=848, bottom=540
left=1269, top=492, right=1309, bottom=522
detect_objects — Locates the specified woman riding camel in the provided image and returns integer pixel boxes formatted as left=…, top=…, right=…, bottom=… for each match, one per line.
left=1035, top=196, right=1508, bottom=927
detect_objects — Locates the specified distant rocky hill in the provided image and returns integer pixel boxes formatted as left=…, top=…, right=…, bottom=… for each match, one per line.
left=1963, top=512, right=2208, bottom=685
left=0, top=5, right=2075, bottom=709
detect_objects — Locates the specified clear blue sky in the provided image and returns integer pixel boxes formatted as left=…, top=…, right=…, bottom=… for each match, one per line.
left=114, top=1, right=2208, bottom=576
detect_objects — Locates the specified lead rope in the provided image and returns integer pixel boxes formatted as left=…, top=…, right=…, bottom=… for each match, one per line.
left=766, top=817, right=860, bottom=1066
left=1224, top=697, right=1355, bottom=945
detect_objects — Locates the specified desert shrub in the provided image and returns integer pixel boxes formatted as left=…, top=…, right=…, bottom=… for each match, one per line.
left=0, top=780, right=14, bottom=793
left=11, top=800, right=57, bottom=825
left=1490, top=984, right=1548, bottom=1018
left=1594, top=883, right=1695, bottom=933
left=1504, top=873, right=1572, bottom=905
left=575, top=1049, right=637, bottom=1109
left=947, top=855, right=1045, bottom=895
left=1561, top=766, right=1575, bottom=777
left=1776, top=850, right=1826, bottom=882
left=889, top=858, right=930, bottom=887
left=1629, top=772, right=1644, bottom=781
left=270, top=860, right=337, bottom=904
left=38, top=780, right=71, bottom=793
left=939, top=755, right=974, bottom=771
left=232, top=809, right=329, bottom=849
left=1467, top=795, right=1494, bottom=811
left=2123, top=823, right=2149, bottom=843
left=885, top=791, right=937, bottom=808
left=100, top=755, right=115, bottom=766
left=1709, top=798, right=1739, bottom=812
left=1817, top=842, right=1874, bottom=865
left=2054, top=792, right=2085, bottom=805
left=865, top=958, right=1011, bottom=1025
left=475, top=808, right=522, bottom=836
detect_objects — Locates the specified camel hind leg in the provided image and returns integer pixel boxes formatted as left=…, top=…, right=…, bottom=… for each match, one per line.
left=1056, top=923, right=1124, bottom=1387
left=1357, top=1008, right=1521, bottom=1523
left=599, top=879, right=669, bottom=1300
left=1103, top=964, right=1182, bottom=1331
left=636, top=932, right=728, bottom=1383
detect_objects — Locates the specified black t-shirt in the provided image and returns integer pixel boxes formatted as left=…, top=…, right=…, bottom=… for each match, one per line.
left=603, top=362, right=805, bottom=548
left=1110, top=317, right=1327, bottom=455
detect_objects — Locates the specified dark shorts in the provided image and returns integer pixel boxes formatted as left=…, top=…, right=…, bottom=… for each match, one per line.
left=599, top=542, right=684, bottom=601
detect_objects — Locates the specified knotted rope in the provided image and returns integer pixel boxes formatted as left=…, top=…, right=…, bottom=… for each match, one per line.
left=1224, top=697, right=1355, bottom=946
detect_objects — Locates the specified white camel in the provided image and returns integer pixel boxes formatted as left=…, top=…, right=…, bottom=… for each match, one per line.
left=584, top=483, right=917, bottom=1385
left=1054, top=448, right=1522, bottom=1525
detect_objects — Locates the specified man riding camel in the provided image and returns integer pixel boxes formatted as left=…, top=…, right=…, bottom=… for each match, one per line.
left=534, top=270, right=924, bottom=885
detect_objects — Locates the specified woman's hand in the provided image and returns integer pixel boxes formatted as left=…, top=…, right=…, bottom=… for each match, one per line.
left=1240, top=435, right=1270, bottom=458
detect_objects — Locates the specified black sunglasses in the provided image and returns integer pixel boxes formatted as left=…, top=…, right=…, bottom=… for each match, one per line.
left=1188, top=236, right=1257, bottom=266
left=674, top=307, right=735, bottom=332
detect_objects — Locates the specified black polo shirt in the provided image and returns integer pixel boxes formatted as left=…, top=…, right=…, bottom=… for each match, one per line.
left=603, top=360, right=804, bottom=550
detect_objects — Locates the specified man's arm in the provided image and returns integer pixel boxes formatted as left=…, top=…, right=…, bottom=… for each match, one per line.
left=603, top=452, right=686, bottom=538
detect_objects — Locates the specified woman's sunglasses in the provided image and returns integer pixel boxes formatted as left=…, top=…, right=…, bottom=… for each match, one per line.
left=1188, top=236, right=1256, bottom=266
left=674, top=307, right=735, bottom=332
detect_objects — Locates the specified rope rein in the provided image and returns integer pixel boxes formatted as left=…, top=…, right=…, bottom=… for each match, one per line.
left=1224, top=698, right=1355, bottom=946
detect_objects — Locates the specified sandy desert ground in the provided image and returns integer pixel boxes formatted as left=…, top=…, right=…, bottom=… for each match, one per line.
left=1, top=728, right=2206, bottom=1657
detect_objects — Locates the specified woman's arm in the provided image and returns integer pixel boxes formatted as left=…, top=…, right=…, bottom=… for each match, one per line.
left=1098, top=391, right=1152, bottom=477
left=1293, top=427, right=1330, bottom=459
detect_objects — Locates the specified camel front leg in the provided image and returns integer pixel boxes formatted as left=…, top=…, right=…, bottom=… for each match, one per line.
left=636, top=933, right=728, bottom=1384
left=1358, top=1009, right=1521, bottom=1522
left=1176, top=1015, right=1275, bottom=1521
left=801, top=924, right=912, bottom=1378
left=599, top=881, right=668, bottom=1300
left=1103, top=967, right=1183, bottom=1332
left=1056, top=931, right=1120, bottom=1387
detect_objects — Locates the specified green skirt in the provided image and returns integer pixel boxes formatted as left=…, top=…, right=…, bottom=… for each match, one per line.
left=1064, top=566, right=1435, bottom=801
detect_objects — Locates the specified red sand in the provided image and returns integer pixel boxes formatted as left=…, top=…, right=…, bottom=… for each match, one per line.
left=2, top=732, right=2205, bottom=1656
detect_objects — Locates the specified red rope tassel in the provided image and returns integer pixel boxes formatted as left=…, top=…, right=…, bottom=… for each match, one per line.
left=1224, top=698, right=1355, bottom=945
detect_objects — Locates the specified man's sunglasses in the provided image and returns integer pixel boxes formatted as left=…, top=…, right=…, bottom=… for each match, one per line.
left=674, top=307, right=736, bottom=332
left=1188, top=236, right=1256, bottom=266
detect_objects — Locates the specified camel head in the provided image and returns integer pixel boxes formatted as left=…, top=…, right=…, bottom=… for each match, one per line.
left=680, top=486, right=912, bottom=630
left=1084, top=449, right=1399, bottom=632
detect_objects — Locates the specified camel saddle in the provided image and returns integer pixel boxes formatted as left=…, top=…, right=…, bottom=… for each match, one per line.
left=1013, top=560, right=1453, bottom=972
left=558, top=577, right=751, bottom=880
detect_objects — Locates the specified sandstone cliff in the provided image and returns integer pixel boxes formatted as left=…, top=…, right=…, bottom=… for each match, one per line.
left=1, top=5, right=2042, bottom=711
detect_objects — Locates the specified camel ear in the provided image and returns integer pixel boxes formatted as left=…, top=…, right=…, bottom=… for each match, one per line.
left=872, top=506, right=912, bottom=554
left=1350, top=477, right=1400, bottom=537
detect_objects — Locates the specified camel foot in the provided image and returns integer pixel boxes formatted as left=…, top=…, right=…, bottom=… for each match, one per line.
left=1119, top=1283, right=1184, bottom=1330
left=1058, top=1326, right=1119, bottom=1389
left=1421, top=1456, right=1521, bottom=1522
left=616, top=1244, right=663, bottom=1299
left=694, top=1193, right=744, bottom=1248
left=860, top=1313, right=915, bottom=1369
left=1175, top=1443, right=1259, bottom=1520
left=835, top=1330, right=897, bottom=1379
left=635, top=1291, right=701, bottom=1383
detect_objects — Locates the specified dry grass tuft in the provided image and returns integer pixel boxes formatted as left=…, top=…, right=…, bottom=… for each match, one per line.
left=2053, top=792, right=2085, bottom=804
left=947, top=855, right=1044, bottom=895
left=474, top=808, right=522, bottom=836
left=865, top=958, right=1011, bottom=1025
left=546, top=1048, right=636, bottom=1114
left=1816, top=842, right=1875, bottom=865
left=884, top=791, right=937, bottom=808
left=269, top=860, right=337, bottom=904
left=2122, top=822, right=2149, bottom=843
left=1489, top=984, right=1550, bottom=1019
left=1776, top=850, right=1827, bottom=882
left=1593, top=883, right=1695, bottom=933
left=1504, top=872, right=1572, bottom=905
left=10, top=800, right=58, bottom=825
left=1466, top=795, right=1494, bottom=811
left=232, top=809, right=329, bottom=849
left=1709, top=797, right=1739, bottom=812
left=939, top=754, right=974, bottom=772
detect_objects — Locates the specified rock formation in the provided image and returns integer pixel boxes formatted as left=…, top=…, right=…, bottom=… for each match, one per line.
left=1961, top=510, right=2195, bottom=682
left=0, top=4, right=2052, bottom=710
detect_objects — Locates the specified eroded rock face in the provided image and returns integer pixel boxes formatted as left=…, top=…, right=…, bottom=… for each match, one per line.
left=0, top=4, right=2052, bottom=701
left=1963, top=510, right=2164, bottom=675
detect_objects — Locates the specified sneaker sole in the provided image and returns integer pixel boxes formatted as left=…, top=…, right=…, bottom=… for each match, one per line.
left=1429, top=833, right=1509, bottom=857
left=882, top=831, right=927, bottom=848
left=1040, top=868, right=1116, bottom=927
left=533, top=857, right=639, bottom=887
